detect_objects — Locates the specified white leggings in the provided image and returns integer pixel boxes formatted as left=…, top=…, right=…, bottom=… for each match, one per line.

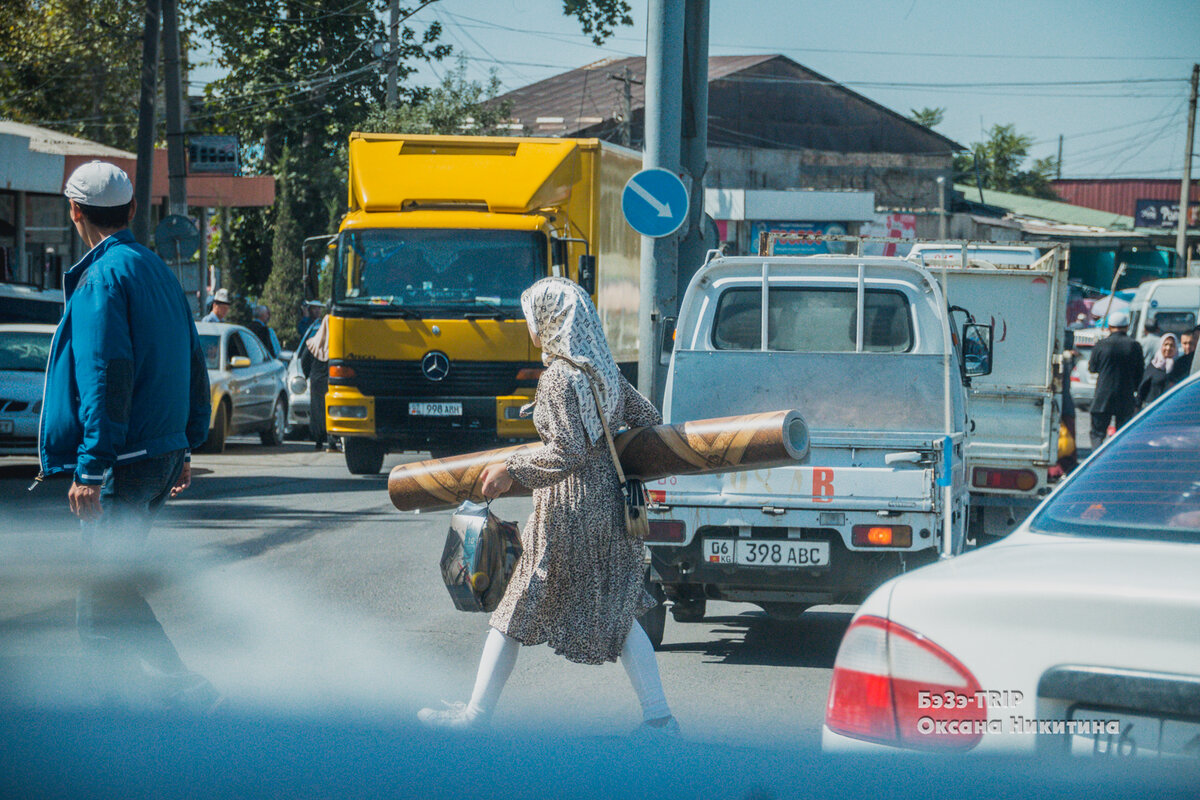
left=464, top=624, right=671, bottom=723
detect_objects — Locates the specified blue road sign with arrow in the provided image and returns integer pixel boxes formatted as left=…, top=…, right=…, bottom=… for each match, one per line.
left=622, top=168, right=689, bottom=238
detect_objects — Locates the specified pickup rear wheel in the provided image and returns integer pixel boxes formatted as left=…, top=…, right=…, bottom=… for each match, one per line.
left=759, top=603, right=810, bottom=622
left=638, top=569, right=667, bottom=650
left=670, top=597, right=706, bottom=623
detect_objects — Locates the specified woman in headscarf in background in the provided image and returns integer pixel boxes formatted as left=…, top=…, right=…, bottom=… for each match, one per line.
left=1137, top=332, right=1181, bottom=408
left=418, top=277, right=678, bottom=735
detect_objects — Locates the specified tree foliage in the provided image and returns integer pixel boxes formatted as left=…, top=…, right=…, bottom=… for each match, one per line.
left=359, top=58, right=510, bottom=135
left=260, top=153, right=305, bottom=348
left=953, top=123, right=1059, bottom=200
left=908, top=106, right=944, bottom=129
left=562, top=0, right=633, bottom=46
left=0, top=0, right=162, bottom=150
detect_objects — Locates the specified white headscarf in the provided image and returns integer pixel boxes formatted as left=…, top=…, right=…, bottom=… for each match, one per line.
left=521, top=277, right=621, bottom=444
left=1152, top=333, right=1178, bottom=372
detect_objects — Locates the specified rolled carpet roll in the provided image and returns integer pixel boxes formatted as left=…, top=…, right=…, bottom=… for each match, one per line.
left=388, top=409, right=808, bottom=512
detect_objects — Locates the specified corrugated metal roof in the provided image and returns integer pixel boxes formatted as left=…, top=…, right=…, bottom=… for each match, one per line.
left=0, top=120, right=133, bottom=158
left=1051, top=179, right=1199, bottom=217
left=489, top=54, right=963, bottom=155
left=956, top=183, right=1137, bottom=230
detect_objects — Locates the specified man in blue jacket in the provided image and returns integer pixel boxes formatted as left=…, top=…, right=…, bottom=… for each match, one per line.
left=39, top=161, right=214, bottom=708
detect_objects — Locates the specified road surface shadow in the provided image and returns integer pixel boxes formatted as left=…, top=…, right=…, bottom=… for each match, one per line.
left=659, top=608, right=853, bottom=669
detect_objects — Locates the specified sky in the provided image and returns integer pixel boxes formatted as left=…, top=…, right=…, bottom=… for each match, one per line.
left=196, top=0, right=1200, bottom=179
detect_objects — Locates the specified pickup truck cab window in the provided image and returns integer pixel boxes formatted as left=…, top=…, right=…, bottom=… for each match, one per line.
left=711, top=287, right=913, bottom=353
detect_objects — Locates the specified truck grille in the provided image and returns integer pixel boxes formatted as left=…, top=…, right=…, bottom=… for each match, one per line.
left=331, top=359, right=536, bottom=398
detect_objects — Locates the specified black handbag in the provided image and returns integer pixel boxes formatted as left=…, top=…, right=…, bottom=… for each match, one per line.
left=440, top=501, right=523, bottom=612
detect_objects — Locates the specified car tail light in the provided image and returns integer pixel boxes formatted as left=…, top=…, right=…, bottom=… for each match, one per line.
left=972, top=467, right=1037, bottom=491
left=851, top=525, right=912, bottom=547
left=329, top=364, right=356, bottom=379
left=645, top=520, right=685, bottom=543
left=826, top=616, right=984, bottom=751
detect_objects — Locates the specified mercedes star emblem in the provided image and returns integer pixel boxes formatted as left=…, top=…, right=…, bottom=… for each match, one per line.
left=422, top=351, right=450, bottom=382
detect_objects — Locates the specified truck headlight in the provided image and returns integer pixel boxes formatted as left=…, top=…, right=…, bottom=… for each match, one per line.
left=328, top=405, right=368, bottom=419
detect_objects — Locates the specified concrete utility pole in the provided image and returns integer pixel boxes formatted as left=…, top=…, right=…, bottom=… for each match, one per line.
left=676, top=0, right=711, bottom=303
left=638, top=0, right=685, bottom=404
left=1177, top=63, right=1198, bottom=277
left=162, top=0, right=187, bottom=218
left=608, top=66, right=642, bottom=148
left=386, top=0, right=400, bottom=109
left=132, top=0, right=161, bottom=245
left=1056, top=134, right=1063, bottom=179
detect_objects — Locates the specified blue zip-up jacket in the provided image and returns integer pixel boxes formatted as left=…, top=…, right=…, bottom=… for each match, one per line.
left=39, top=230, right=211, bottom=485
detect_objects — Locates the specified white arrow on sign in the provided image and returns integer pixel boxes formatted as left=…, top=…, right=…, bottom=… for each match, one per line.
left=628, top=177, right=673, bottom=218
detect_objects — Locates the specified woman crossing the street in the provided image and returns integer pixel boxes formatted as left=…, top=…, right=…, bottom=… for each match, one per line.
left=417, top=277, right=678, bottom=735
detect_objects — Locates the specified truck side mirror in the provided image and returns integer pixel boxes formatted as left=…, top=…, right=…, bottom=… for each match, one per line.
left=551, top=239, right=568, bottom=269
left=578, top=254, right=597, bottom=295
left=961, top=322, right=993, bottom=378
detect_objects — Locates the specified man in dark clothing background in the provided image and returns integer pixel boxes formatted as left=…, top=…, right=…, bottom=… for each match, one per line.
left=1087, top=310, right=1143, bottom=448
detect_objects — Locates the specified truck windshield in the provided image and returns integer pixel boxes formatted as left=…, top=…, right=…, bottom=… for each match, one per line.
left=712, top=287, right=913, bottom=352
left=1030, top=378, right=1200, bottom=543
left=334, top=229, right=546, bottom=313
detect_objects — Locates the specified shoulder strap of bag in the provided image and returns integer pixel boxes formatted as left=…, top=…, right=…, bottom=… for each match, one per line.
left=555, top=356, right=627, bottom=486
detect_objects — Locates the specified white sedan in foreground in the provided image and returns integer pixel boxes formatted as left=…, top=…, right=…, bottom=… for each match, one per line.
left=824, top=372, right=1200, bottom=758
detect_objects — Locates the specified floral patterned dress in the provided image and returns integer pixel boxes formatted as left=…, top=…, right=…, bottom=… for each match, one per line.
left=490, top=359, right=662, bottom=664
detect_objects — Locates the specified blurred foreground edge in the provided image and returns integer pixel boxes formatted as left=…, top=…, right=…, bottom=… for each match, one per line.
left=1, top=709, right=1197, bottom=800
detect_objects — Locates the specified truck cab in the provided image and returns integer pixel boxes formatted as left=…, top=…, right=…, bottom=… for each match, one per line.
left=641, top=254, right=989, bottom=642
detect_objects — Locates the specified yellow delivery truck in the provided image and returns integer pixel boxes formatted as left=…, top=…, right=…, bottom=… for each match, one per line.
left=319, top=133, right=642, bottom=474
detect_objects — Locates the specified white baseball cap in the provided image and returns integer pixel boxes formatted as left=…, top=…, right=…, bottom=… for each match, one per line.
left=1107, top=310, right=1130, bottom=328
left=63, top=161, right=134, bottom=207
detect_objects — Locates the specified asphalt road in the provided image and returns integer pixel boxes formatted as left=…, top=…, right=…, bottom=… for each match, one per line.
left=0, top=439, right=850, bottom=747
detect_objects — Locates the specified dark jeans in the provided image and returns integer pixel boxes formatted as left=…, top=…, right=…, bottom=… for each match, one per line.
left=1089, top=407, right=1134, bottom=449
left=77, top=450, right=218, bottom=711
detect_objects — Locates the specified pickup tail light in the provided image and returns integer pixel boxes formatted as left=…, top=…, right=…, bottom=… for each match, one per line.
left=851, top=525, right=912, bottom=547
left=972, top=467, right=1037, bottom=491
left=646, top=520, right=685, bottom=543
left=826, top=616, right=984, bottom=751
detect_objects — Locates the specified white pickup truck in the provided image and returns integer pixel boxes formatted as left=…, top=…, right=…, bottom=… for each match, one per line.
left=639, top=253, right=992, bottom=643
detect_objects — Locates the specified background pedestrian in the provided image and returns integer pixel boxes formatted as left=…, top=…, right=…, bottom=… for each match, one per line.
left=249, top=303, right=281, bottom=358
left=1087, top=310, right=1143, bottom=447
left=300, top=311, right=334, bottom=451
left=202, top=288, right=231, bottom=322
left=418, top=278, right=677, bottom=736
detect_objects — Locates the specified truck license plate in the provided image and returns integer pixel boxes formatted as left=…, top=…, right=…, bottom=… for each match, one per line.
left=703, top=539, right=830, bottom=567
left=409, top=402, right=462, bottom=417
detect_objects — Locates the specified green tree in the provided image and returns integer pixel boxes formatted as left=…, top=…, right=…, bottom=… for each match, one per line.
left=359, top=57, right=511, bottom=135
left=954, top=123, right=1059, bottom=199
left=908, top=107, right=945, bottom=129
left=0, top=0, right=169, bottom=150
left=260, top=154, right=305, bottom=348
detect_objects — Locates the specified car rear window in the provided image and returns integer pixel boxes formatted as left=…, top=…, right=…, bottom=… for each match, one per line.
left=711, top=287, right=912, bottom=352
left=1032, top=378, right=1200, bottom=542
